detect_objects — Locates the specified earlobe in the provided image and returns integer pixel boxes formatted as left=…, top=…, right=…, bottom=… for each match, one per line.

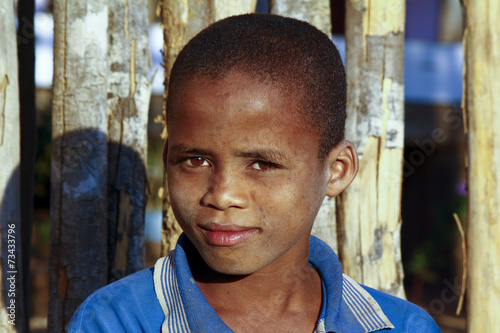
left=325, top=140, right=359, bottom=197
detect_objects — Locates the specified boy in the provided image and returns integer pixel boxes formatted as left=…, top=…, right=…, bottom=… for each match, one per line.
left=69, top=14, right=440, bottom=332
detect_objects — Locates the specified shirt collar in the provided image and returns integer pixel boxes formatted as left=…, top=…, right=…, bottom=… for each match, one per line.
left=309, top=235, right=394, bottom=332
left=170, top=233, right=393, bottom=333
left=174, top=234, right=231, bottom=332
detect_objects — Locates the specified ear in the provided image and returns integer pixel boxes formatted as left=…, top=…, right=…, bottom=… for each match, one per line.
left=163, top=138, right=169, bottom=171
left=324, top=140, right=359, bottom=197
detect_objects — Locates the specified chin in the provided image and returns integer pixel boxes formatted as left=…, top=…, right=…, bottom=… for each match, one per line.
left=202, top=253, right=264, bottom=276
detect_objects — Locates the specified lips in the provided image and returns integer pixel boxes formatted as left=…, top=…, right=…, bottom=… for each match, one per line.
left=198, top=223, right=259, bottom=246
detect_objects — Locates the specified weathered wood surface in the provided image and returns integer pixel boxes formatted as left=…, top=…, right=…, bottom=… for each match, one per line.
left=158, top=0, right=257, bottom=255
left=463, top=0, right=500, bottom=331
left=0, top=2, right=23, bottom=332
left=270, top=0, right=331, bottom=36
left=50, top=0, right=152, bottom=329
left=49, top=1, right=109, bottom=331
left=107, top=0, right=151, bottom=282
left=340, top=0, right=406, bottom=298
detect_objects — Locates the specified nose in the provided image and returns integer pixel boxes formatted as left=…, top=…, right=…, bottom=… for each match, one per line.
left=200, top=169, right=248, bottom=210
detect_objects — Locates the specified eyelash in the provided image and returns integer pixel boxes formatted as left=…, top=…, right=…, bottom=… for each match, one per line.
left=181, top=157, right=280, bottom=171
left=183, top=157, right=209, bottom=167
left=249, top=160, right=280, bottom=171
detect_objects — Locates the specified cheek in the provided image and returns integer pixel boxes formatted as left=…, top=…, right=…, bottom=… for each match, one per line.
left=282, top=173, right=326, bottom=222
left=168, top=177, right=201, bottom=222
left=258, top=185, right=318, bottom=228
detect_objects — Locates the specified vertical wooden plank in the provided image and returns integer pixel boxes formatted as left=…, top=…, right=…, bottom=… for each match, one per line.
left=269, top=0, right=336, bottom=251
left=463, top=0, right=500, bottom=330
left=211, top=0, right=257, bottom=22
left=0, top=2, right=22, bottom=332
left=340, top=0, right=406, bottom=298
left=49, top=1, right=109, bottom=331
left=270, top=0, right=331, bottom=36
left=107, top=0, right=151, bottom=282
left=158, top=0, right=257, bottom=255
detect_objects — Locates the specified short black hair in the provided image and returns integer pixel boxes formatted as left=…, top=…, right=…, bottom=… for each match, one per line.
left=166, top=13, right=346, bottom=160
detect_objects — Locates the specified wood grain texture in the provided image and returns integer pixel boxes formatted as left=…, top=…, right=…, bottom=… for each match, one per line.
left=270, top=0, right=331, bottom=36
left=107, top=0, right=150, bottom=283
left=50, top=1, right=152, bottom=329
left=49, top=1, right=109, bottom=331
left=0, top=2, right=22, bottom=331
left=339, top=0, right=406, bottom=298
left=463, top=0, right=500, bottom=331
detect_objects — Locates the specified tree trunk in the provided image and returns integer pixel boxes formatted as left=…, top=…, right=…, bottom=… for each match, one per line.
left=270, top=0, right=336, bottom=251
left=340, top=0, right=406, bottom=298
left=49, top=1, right=109, bottom=331
left=270, top=0, right=332, bottom=36
left=463, top=0, right=500, bottom=330
left=0, top=3, right=22, bottom=332
left=107, top=0, right=151, bottom=283
left=158, top=0, right=257, bottom=255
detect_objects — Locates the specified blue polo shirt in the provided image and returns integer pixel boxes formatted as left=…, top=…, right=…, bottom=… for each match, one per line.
left=69, top=234, right=440, bottom=332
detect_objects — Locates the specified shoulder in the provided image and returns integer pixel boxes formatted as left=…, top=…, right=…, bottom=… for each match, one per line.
left=68, top=268, right=164, bottom=332
left=360, top=285, right=441, bottom=332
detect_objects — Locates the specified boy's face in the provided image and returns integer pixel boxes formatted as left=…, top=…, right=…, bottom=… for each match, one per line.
left=165, top=71, right=332, bottom=276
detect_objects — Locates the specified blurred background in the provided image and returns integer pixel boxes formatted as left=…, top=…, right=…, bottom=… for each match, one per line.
left=23, top=0, right=466, bottom=331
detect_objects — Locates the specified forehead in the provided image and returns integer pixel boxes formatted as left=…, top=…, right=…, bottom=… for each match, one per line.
left=167, top=71, right=320, bottom=156
left=168, top=71, right=308, bottom=128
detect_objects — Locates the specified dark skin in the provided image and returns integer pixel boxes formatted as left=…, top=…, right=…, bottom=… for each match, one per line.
left=185, top=239, right=322, bottom=332
left=165, top=71, right=358, bottom=332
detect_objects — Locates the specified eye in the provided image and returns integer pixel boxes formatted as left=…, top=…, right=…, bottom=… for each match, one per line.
left=250, top=161, right=276, bottom=171
left=185, top=157, right=209, bottom=167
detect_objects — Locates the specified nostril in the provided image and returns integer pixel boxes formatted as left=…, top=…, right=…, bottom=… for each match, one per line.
left=199, top=177, right=248, bottom=211
left=199, top=195, right=222, bottom=210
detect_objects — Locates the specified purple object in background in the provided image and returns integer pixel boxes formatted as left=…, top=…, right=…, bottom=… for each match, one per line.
left=455, top=181, right=467, bottom=197
left=404, top=40, right=463, bottom=104
left=406, top=0, right=441, bottom=41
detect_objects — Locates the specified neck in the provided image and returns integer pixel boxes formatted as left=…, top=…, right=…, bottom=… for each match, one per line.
left=185, top=238, right=321, bottom=315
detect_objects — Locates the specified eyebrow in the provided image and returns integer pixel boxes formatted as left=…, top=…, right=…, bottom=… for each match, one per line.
left=170, top=144, right=290, bottom=162
left=236, top=149, right=290, bottom=163
left=169, top=144, right=212, bottom=156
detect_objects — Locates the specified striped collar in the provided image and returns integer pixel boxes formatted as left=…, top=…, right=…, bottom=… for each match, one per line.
left=309, top=235, right=394, bottom=332
left=153, top=234, right=393, bottom=332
